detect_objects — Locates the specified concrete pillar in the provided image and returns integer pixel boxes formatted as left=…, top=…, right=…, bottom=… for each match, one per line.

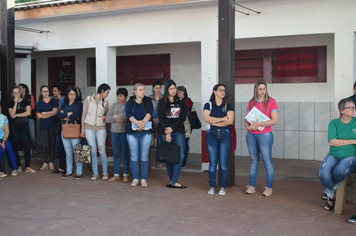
left=201, top=40, right=219, bottom=109
left=334, top=31, right=356, bottom=118
left=15, top=56, right=31, bottom=87
left=95, top=46, right=117, bottom=104
left=200, top=39, right=218, bottom=171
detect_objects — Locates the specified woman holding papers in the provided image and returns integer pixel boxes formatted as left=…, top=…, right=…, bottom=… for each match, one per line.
left=203, top=84, right=234, bottom=195
left=125, top=83, right=153, bottom=187
left=244, top=80, right=278, bottom=197
left=319, top=98, right=356, bottom=211
left=157, top=80, right=187, bottom=189
left=81, top=83, right=110, bottom=180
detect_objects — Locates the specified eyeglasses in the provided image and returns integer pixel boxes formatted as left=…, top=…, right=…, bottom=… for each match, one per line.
left=344, top=106, right=355, bottom=110
left=217, top=89, right=225, bottom=92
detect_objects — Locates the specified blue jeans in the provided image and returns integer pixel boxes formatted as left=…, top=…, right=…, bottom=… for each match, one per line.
left=56, top=135, right=66, bottom=170
left=158, top=132, right=186, bottom=185
left=246, top=132, right=274, bottom=189
left=206, top=128, right=231, bottom=189
left=61, top=133, right=82, bottom=174
left=85, top=129, right=108, bottom=176
left=319, top=155, right=356, bottom=198
left=28, top=118, right=37, bottom=152
left=127, top=131, right=152, bottom=180
left=0, top=140, right=18, bottom=170
left=183, top=137, right=190, bottom=165
left=111, top=132, right=130, bottom=176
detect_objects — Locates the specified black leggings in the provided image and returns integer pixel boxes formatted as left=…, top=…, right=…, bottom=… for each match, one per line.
left=40, top=129, right=56, bottom=164
left=9, top=123, right=31, bottom=168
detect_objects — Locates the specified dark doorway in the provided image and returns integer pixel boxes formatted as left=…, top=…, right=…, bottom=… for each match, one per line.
left=48, top=56, right=76, bottom=95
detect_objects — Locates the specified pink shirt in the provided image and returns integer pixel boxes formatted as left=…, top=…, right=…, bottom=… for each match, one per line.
left=247, top=98, right=278, bottom=134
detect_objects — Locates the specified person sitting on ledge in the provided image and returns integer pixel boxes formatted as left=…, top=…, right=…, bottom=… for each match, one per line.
left=319, top=97, right=356, bottom=211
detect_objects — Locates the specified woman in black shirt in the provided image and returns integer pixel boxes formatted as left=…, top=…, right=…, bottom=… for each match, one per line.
left=157, top=80, right=187, bottom=189
left=8, top=87, right=36, bottom=173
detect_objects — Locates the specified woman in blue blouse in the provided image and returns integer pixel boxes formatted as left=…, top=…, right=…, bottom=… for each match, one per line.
left=36, top=85, right=59, bottom=171
left=125, top=83, right=153, bottom=187
left=57, top=86, right=83, bottom=179
left=203, top=84, right=234, bottom=195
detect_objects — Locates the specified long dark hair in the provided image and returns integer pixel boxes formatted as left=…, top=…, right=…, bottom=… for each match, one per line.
left=161, top=80, right=179, bottom=115
left=64, top=86, right=79, bottom=103
left=38, top=85, right=49, bottom=101
left=97, top=83, right=111, bottom=94
left=75, top=86, right=83, bottom=102
left=209, top=84, right=228, bottom=104
left=177, top=86, right=188, bottom=98
left=251, top=80, right=270, bottom=109
left=18, top=83, right=30, bottom=97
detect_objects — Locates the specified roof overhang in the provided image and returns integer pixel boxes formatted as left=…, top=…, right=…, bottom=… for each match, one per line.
left=15, top=46, right=35, bottom=58
left=15, top=0, right=217, bottom=21
left=15, top=0, right=105, bottom=11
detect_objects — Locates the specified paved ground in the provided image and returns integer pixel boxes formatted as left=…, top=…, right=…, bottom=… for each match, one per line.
left=0, top=153, right=355, bottom=236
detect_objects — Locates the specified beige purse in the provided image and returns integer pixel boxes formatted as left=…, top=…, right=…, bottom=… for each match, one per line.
left=62, top=120, right=80, bottom=139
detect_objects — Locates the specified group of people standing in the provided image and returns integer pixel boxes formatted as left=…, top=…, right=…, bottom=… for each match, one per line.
left=0, top=79, right=280, bottom=198
left=3, top=78, right=356, bottom=222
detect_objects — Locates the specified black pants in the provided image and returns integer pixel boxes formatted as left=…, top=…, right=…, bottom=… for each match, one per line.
left=9, top=123, right=31, bottom=168
left=40, top=129, right=56, bottom=164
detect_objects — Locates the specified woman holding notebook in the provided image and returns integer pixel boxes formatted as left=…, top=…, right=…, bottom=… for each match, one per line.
left=244, top=80, right=278, bottom=197
left=125, top=83, right=153, bottom=187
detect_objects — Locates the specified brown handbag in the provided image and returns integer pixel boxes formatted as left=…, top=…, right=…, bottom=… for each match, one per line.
left=62, top=120, right=80, bottom=139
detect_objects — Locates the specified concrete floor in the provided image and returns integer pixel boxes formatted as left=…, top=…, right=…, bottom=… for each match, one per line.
left=0, top=153, right=355, bottom=236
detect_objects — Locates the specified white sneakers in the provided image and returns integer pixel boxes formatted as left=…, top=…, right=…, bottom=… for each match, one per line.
left=131, top=179, right=139, bottom=186
left=207, top=188, right=214, bottom=195
left=207, top=188, right=226, bottom=195
left=0, top=172, right=7, bottom=178
left=218, top=189, right=226, bottom=195
left=0, top=171, right=18, bottom=177
left=141, top=179, right=148, bottom=187
left=130, top=179, right=148, bottom=187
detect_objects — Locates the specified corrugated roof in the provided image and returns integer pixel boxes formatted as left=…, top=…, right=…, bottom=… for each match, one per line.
left=15, top=0, right=105, bottom=11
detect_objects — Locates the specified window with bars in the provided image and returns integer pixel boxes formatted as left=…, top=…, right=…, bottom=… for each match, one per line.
left=235, top=46, right=326, bottom=84
left=116, top=54, right=170, bottom=86
left=87, top=54, right=170, bottom=87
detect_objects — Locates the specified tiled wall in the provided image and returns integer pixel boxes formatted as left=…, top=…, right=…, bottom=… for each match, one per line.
left=234, top=102, right=335, bottom=161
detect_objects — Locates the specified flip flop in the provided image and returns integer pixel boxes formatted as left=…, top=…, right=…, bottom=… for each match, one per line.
left=321, top=192, right=328, bottom=200
left=168, top=184, right=187, bottom=189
